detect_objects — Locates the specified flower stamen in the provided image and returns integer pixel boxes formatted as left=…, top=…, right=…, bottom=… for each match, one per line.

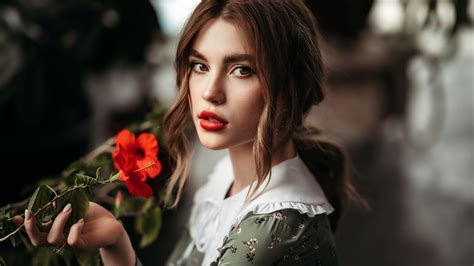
left=132, top=161, right=156, bottom=174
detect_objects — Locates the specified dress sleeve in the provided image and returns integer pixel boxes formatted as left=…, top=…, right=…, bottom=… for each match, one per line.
left=136, top=255, right=143, bottom=266
left=166, top=226, right=205, bottom=266
left=214, top=209, right=338, bottom=266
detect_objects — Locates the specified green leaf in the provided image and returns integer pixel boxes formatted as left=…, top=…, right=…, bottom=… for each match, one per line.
left=74, top=174, right=98, bottom=186
left=2, top=219, right=21, bottom=247
left=140, top=198, right=153, bottom=213
left=0, top=216, right=5, bottom=231
left=156, top=188, right=168, bottom=206
left=10, top=231, right=21, bottom=247
left=0, top=255, right=6, bottom=266
left=135, top=206, right=162, bottom=248
left=63, top=175, right=77, bottom=190
left=121, top=195, right=149, bottom=214
left=95, top=167, right=101, bottom=180
left=60, top=249, right=74, bottom=266
left=113, top=205, right=122, bottom=219
left=31, top=247, right=53, bottom=266
left=27, top=185, right=56, bottom=222
left=74, top=250, right=100, bottom=266
left=0, top=211, right=5, bottom=228
left=56, top=189, right=89, bottom=231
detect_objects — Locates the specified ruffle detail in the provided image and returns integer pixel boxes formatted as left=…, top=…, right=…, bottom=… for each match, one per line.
left=188, top=199, right=222, bottom=253
left=233, top=201, right=334, bottom=227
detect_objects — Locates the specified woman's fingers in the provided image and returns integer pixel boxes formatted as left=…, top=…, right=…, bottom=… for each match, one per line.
left=46, top=203, right=72, bottom=246
left=12, top=215, right=26, bottom=233
left=13, top=215, right=52, bottom=232
left=23, top=210, right=48, bottom=247
left=12, top=215, right=24, bottom=226
left=67, top=219, right=85, bottom=249
left=42, top=220, right=53, bottom=231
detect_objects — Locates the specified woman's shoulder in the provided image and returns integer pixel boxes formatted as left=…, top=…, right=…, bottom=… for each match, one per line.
left=249, top=155, right=333, bottom=206
left=229, top=155, right=335, bottom=226
left=214, top=209, right=338, bottom=265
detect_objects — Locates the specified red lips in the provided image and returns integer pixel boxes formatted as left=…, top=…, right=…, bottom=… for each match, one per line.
left=199, top=110, right=228, bottom=131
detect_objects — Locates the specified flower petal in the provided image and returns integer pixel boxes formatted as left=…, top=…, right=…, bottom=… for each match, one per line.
left=116, top=129, right=137, bottom=154
left=118, top=170, right=129, bottom=181
left=136, top=133, right=159, bottom=158
left=113, top=144, right=137, bottom=173
left=147, top=159, right=162, bottom=179
left=145, top=159, right=162, bottom=179
left=112, top=145, right=127, bottom=172
left=137, top=157, right=162, bottom=179
left=125, top=177, right=153, bottom=198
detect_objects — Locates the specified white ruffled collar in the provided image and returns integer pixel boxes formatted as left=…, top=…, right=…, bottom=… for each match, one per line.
left=184, top=154, right=334, bottom=266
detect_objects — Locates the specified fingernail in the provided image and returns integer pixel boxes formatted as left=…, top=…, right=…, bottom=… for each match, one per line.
left=63, top=203, right=72, bottom=213
left=25, top=209, right=31, bottom=220
left=78, top=218, right=84, bottom=224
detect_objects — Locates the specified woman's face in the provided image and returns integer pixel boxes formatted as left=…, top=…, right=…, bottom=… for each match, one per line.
left=188, top=18, right=264, bottom=150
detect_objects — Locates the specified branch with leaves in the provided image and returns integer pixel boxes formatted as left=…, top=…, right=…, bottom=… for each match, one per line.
left=0, top=106, right=169, bottom=266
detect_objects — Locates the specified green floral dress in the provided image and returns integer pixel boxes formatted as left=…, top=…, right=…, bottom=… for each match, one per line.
left=164, top=155, right=338, bottom=266
left=167, top=209, right=337, bottom=265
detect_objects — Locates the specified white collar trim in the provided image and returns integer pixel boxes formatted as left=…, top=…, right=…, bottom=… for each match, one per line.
left=185, top=154, right=334, bottom=265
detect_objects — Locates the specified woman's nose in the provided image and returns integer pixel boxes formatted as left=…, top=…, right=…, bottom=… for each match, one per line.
left=202, top=74, right=225, bottom=105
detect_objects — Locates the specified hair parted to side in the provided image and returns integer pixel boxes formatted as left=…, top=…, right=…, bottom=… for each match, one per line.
left=163, top=0, right=365, bottom=230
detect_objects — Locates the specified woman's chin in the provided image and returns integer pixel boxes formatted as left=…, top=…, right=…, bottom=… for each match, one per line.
left=198, top=137, right=228, bottom=150
left=200, top=143, right=227, bottom=151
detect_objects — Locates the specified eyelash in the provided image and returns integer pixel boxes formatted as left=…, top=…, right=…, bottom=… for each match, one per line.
left=190, top=62, right=208, bottom=73
left=232, top=66, right=254, bottom=77
left=189, top=61, right=255, bottom=77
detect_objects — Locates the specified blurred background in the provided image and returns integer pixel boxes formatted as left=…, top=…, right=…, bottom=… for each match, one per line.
left=0, top=0, right=472, bottom=265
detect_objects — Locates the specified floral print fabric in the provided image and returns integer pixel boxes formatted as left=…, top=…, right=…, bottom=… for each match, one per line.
left=167, top=208, right=338, bottom=266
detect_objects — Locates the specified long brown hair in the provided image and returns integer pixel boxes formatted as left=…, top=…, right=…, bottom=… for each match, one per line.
left=163, top=0, right=365, bottom=230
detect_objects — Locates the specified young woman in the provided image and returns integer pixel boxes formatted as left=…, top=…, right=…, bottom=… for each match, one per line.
left=162, top=0, right=363, bottom=265
left=20, top=0, right=362, bottom=265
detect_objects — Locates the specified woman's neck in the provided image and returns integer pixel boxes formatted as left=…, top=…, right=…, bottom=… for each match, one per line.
left=227, top=140, right=296, bottom=197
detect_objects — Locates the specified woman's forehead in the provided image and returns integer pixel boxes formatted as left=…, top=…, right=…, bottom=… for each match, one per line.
left=191, top=18, right=254, bottom=58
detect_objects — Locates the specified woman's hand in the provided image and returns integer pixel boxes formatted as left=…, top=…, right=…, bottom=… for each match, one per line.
left=13, top=202, right=136, bottom=266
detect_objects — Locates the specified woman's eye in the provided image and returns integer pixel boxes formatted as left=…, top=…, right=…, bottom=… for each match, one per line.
left=191, top=62, right=208, bottom=73
left=231, top=66, right=254, bottom=77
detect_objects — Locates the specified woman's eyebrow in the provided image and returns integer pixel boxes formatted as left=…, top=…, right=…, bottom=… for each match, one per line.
left=223, top=53, right=254, bottom=64
left=189, top=49, right=254, bottom=64
left=189, top=49, right=207, bottom=61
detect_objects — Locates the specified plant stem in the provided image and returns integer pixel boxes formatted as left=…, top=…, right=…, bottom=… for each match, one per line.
left=0, top=120, right=153, bottom=212
left=0, top=177, right=115, bottom=242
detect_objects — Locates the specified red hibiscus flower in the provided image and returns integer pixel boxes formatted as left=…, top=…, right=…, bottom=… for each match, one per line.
left=112, top=129, right=162, bottom=180
left=112, top=144, right=153, bottom=198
